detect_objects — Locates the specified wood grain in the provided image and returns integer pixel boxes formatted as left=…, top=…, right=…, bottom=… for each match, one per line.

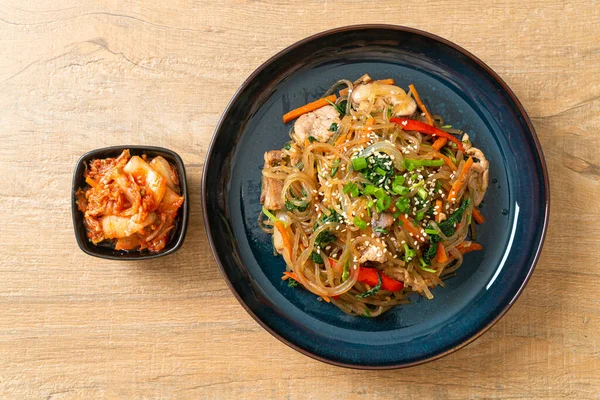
left=1, top=0, right=599, bottom=398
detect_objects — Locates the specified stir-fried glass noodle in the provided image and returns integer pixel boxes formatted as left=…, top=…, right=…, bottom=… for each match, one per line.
left=259, top=74, right=489, bottom=317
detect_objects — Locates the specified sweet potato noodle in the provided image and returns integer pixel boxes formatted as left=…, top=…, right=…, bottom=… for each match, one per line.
left=76, top=150, right=184, bottom=253
left=260, top=75, right=489, bottom=317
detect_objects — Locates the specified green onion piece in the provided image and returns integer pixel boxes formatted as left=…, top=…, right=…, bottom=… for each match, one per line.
left=393, top=175, right=406, bottom=186
left=287, top=278, right=298, bottom=287
left=375, top=227, right=389, bottom=235
left=393, top=185, right=409, bottom=195
left=284, top=201, right=295, bottom=211
left=331, top=159, right=340, bottom=177
left=425, top=228, right=439, bottom=235
left=364, top=185, right=377, bottom=195
left=376, top=195, right=390, bottom=213
left=419, top=258, right=437, bottom=273
left=307, top=136, right=318, bottom=143
left=367, top=200, right=374, bottom=208
left=395, top=198, right=409, bottom=213
left=262, top=206, right=279, bottom=223
left=403, top=158, right=445, bottom=170
left=442, top=148, right=457, bottom=164
left=375, top=167, right=387, bottom=176
left=416, top=211, right=425, bottom=221
left=362, top=307, right=372, bottom=317
left=329, top=122, right=338, bottom=131
left=343, top=182, right=359, bottom=197
left=354, top=216, right=367, bottom=230
left=341, top=261, right=350, bottom=282
left=435, top=180, right=443, bottom=192
left=283, top=143, right=291, bottom=150
left=403, top=243, right=415, bottom=262
left=417, top=187, right=428, bottom=200
left=441, top=124, right=452, bottom=129
left=352, top=157, right=368, bottom=171
left=410, top=173, right=418, bottom=182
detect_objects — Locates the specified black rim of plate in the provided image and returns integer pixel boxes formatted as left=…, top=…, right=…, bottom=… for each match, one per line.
left=201, top=24, right=550, bottom=369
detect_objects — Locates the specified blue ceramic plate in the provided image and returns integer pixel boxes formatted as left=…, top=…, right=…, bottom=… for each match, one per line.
left=202, top=25, right=549, bottom=369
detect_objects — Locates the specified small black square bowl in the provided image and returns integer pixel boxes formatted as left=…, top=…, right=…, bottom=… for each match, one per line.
left=72, top=145, right=189, bottom=260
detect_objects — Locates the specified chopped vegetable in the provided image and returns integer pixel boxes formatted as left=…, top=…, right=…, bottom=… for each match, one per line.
left=403, top=158, right=445, bottom=171
left=307, top=136, right=318, bottom=143
left=390, top=118, right=465, bottom=152
left=356, top=270, right=382, bottom=299
left=408, top=84, right=434, bottom=126
left=311, top=252, right=324, bottom=264
left=354, top=216, right=367, bottom=230
left=419, top=258, right=437, bottom=273
left=398, top=214, right=426, bottom=242
left=448, top=157, right=474, bottom=202
left=288, top=278, right=298, bottom=287
left=415, top=211, right=425, bottom=221
left=457, top=242, right=483, bottom=254
left=331, top=159, right=340, bottom=177
left=343, top=181, right=360, bottom=197
left=283, top=142, right=292, bottom=150
left=281, top=271, right=299, bottom=281
left=283, top=94, right=337, bottom=124
left=417, top=187, right=428, bottom=200
left=472, top=208, right=485, bottom=224
left=352, top=157, right=368, bottom=171
left=262, top=206, right=279, bottom=224
left=403, top=243, right=416, bottom=262
left=375, top=195, right=391, bottom=213
left=432, top=137, right=448, bottom=151
left=357, top=267, right=404, bottom=292
left=341, top=261, right=350, bottom=282
left=375, top=227, right=389, bottom=235
left=437, top=199, right=470, bottom=236
left=436, top=242, right=448, bottom=263
left=329, top=122, right=339, bottom=131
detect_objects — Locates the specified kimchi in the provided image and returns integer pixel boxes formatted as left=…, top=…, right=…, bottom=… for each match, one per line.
left=76, top=150, right=185, bottom=253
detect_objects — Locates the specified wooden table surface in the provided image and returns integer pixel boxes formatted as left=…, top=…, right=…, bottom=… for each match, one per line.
left=1, top=1, right=599, bottom=398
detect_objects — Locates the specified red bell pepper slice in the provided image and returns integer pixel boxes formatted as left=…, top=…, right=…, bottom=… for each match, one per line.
left=357, top=267, right=404, bottom=292
left=390, top=117, right=465, bottom=152
left=328, top=258, right=404, bottom=294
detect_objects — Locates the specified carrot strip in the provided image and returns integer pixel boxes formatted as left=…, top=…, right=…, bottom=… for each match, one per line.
left=472, top=208, right=485, bottom=224
left=408, top=84, right=434, bottom=126
left=281, top=271, right=299, bottom=281
left=321, top=295, right=331, bottom=303
left=274, top=221, right=293, bottom=258
left=365, top=117, right=375, bottom=133
left=436, top=243, right=449, bottom=263
left=432, top=152, right=457, bottom=171
left=457, top=243, right=483, bottom=254
left=334, top=132, right=348, bottom=146
left=374, top=78, right=395, bottom=85
left=398, top=214, right=426, bottom=242
left=339, top=88, right=349, bottom=97
left=448, top=157, right=474, bottom=202
left=435, top=200, right=443, bottom=223
left=283, top=94, right=337, bottom=124
left=432, top=137, right=448, bottom=151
